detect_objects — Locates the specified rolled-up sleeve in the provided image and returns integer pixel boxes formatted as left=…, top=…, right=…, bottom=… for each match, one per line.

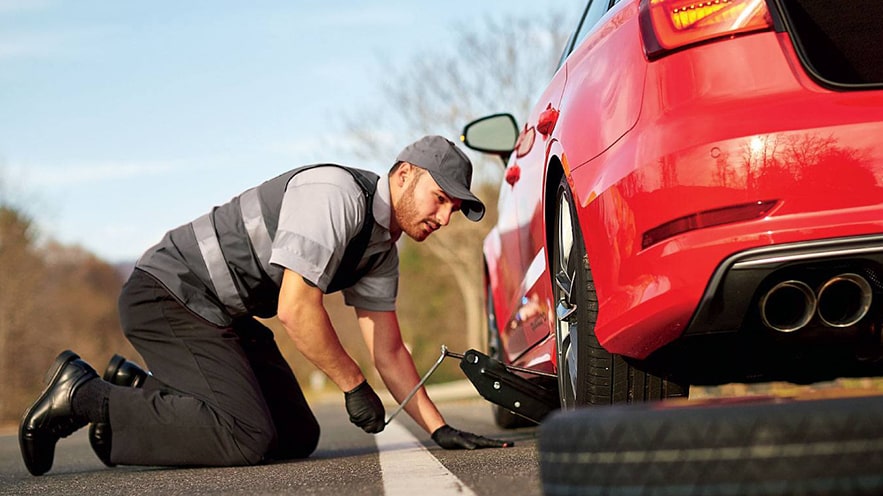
left=269, top=168, right=364, bottom=292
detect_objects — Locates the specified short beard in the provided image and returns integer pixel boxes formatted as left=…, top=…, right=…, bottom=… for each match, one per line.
left=395, top=173, right=430, bottom=242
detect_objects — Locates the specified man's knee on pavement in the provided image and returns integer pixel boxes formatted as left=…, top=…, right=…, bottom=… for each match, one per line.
left=271, top=415, right=321, bottom=460
left=229, top=413, right=278, bottom=465
left=301, top=417, right=321, bottom=457
left=231, top=416, right=321, bottom=464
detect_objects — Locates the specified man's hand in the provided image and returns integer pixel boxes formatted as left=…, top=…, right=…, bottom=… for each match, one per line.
left=431, top=425, right=513, bottom=450
left=344, top=380, right=385, bottom=433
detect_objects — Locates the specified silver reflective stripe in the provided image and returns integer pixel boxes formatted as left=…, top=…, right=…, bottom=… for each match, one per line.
left=239, top=188, right=274, bottom=276
left=192, top=213, right=247, bottom=314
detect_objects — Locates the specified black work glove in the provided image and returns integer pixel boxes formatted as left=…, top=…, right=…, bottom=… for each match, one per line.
left=344, top=380, right=385, bottom=434
left=431, top=425, right=513, bottom=450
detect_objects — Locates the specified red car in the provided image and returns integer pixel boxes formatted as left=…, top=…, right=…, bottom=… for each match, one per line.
left=462, top=0, right=883, bottom=425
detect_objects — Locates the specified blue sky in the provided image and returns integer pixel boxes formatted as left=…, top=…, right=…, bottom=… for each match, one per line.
left=0, top=1, right=581, bottom=262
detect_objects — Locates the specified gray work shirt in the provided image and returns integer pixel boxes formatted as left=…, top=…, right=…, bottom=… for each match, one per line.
left=136, top=165, right=400, bottom=326
left=270, top=166, right=399, bottom=311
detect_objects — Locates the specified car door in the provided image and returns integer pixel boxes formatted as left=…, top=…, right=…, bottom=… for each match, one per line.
left=501, top=0, right=619, bottom=363
left=499, top=74, right=568, bottom=363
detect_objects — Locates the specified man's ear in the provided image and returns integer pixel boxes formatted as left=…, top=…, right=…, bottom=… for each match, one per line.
left=396, top=161, right=413, bottom=186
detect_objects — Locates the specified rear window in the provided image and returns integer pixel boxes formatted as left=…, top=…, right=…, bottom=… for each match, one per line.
left=777, top=0, right=883, bottom=87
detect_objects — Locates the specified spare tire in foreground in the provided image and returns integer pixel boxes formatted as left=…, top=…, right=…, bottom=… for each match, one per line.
left=539, top=395, right=883, bottom=496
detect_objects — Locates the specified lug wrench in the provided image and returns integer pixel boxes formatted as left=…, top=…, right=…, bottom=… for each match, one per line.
left=384, top=344, right=555, bottom=426
left=384, top=345, right=461, bottom=425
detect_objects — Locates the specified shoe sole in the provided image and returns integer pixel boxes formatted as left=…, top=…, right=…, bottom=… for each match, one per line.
left=20, top=350, right=79, bottom=476
left=90, top=354, right=131, bottom=468
left=44, top=350, right=78, bottom=385
left=102, top=355, right=127, bottom=384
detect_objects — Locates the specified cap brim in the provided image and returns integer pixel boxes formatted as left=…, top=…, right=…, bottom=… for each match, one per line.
left=427, top=170, right=486, bottom=222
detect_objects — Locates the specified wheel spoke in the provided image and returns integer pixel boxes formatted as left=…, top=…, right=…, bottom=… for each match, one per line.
left=556, top=300, right=576, bottom=321
left=567, top=341, right=578, bottom=397
left=558, top=323, right=577, bottom=402
left=555, top=271, right=572, bottom=300
left=558, top=197, right=573, bottom=275
left=556, top=268, right=577, bottom=320
left=556, top=194, right=578, bottom=318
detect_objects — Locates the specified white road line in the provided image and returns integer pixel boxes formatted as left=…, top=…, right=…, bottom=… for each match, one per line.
left=376, top=420, right=476, bottom=496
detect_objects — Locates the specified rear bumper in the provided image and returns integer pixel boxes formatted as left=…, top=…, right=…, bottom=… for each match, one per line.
left=593, top=204, right=883, bottom=359
left=686, top=233, right=883, bottom=336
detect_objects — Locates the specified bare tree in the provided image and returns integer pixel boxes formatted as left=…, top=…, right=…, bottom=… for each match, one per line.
left=341, top=11, right=573, bottom=353
left=0, top=186, right=137, bottom=423
left=0, top=206, right=46, bottom=420
left=344, top=11, right=571, bottom=181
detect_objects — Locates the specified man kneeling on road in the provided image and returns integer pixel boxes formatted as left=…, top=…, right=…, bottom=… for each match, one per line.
left=20, top=135, right=510, bottom=476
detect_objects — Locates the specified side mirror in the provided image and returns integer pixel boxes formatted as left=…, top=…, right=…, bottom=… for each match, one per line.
left=461, top=113, right=519, bottom=164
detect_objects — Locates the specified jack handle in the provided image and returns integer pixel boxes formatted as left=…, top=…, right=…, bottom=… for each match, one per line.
left=384, top=344, right=554, bottom=426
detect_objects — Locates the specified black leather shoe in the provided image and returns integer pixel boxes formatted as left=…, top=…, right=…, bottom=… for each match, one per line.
left=20, top=350, right=97, bottom=476
left=88, top=420, right=113, bottom=467
left=102, top=354, right=148, bottom=388
left=89, top=355, right=148, bottom=467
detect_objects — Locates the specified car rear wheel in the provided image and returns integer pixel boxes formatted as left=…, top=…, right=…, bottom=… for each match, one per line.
left=552, top=176, right=687, bottom=408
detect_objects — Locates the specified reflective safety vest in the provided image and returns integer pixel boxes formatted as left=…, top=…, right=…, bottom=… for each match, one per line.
left=135, top=164, right=380, bottom=326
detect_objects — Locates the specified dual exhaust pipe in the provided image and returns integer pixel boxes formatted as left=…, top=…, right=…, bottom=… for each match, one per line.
left=759, top=273, right=874, bottom=333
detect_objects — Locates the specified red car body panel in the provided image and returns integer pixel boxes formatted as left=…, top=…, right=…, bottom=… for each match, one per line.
left=485, top=0, right=883, bottom=372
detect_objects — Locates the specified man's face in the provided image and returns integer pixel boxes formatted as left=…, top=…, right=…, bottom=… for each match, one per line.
left=394, top=168, right=462, bottom=242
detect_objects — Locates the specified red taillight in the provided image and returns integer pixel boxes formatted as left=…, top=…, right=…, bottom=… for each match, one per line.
left=641, top=200, right=778, bottom=249
left=639, top=0, right=774, bottom=59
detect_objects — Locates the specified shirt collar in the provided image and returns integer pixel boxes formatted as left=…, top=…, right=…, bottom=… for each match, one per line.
left=373, top=175, right=400, bottom=242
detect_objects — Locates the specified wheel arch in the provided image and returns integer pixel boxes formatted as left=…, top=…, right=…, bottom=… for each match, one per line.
left=544, top=155, right=566, bottom=274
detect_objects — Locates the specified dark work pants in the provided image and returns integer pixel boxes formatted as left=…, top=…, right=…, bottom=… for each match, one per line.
left=109, top=269, right=320, bottom=466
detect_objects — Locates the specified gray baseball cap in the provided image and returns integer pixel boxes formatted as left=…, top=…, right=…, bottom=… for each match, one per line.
left=396, top=135, right=486, bottom=222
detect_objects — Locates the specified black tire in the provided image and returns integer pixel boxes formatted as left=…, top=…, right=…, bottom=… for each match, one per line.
left=551, top=176, right=687, bottom=407
left=486, top=280, right=535, bottom=429
left=539, top=395, right=883, bottom=495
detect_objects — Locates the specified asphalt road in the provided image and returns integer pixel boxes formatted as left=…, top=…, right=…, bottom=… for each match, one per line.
left=0, top=387, right=541, bottom=496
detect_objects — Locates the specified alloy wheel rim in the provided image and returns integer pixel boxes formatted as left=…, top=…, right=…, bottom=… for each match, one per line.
left=555, top=189, right=578, bottom=407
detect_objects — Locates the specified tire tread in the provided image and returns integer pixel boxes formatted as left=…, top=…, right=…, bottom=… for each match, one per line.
left=540, top=395, right=883, bottom=495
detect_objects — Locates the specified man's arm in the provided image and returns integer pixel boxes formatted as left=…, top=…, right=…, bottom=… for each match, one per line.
left=278, top=269, right=387, bottom=433
left=277, top=268, right=365, bottom=392
left=355, top=308, right=446, bottom=434
left=356, top=308, right=512, bottom=449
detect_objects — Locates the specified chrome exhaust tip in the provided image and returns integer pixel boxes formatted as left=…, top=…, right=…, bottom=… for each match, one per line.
left=759, top=280, right=817, bottom=333
left=817, top=273, right=873, bottom=328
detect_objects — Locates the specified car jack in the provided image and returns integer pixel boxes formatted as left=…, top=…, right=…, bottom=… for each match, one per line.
left=385, top=345, right=559, bottom=426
